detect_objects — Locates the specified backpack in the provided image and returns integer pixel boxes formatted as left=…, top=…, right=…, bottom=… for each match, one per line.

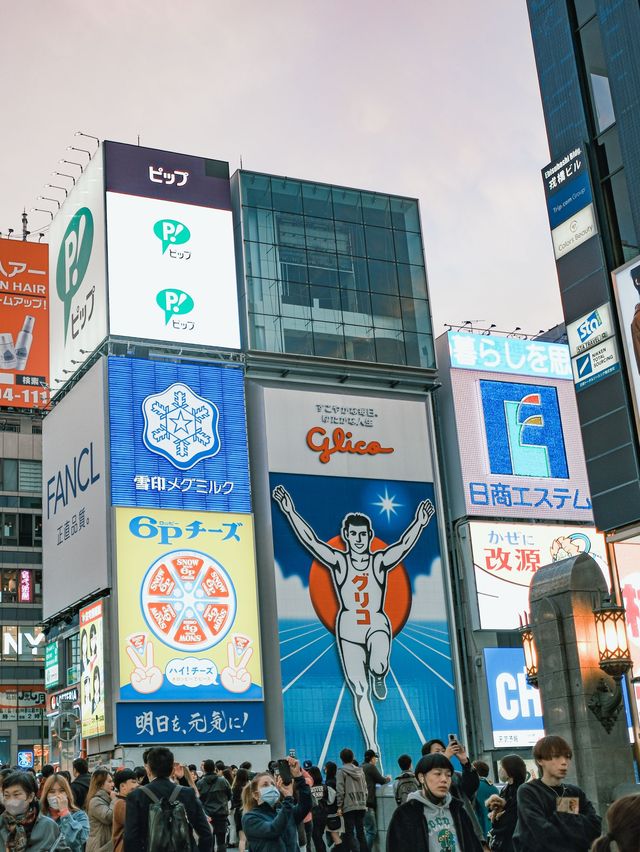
left=394, top=773, right=419, bottom=806
left=141, top=784, right=192, bottom=852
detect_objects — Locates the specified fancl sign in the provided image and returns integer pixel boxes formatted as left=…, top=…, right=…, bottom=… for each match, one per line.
left=46, top=443, right=101, bottom=519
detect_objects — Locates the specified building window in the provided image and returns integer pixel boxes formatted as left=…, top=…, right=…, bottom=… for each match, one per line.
left=0, top=625, right=45, bottom=661
left=18, top=461, right=42, bottom=493
left=66, top=633, right=80, bottom=684
left=601, top=172, right=640, bottom=264
left=0, top=460, right=18, bottom=492
left=0, top=569, right=41, bottom=603
left=578, top=17, right=615, bottom=134
left=571, top=0, right=596, bottom=27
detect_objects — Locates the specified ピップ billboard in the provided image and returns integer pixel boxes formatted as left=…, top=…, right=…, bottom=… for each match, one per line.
left=263, top=387, right=459, bottom=766
left=0, top=238, right=49, bottom=410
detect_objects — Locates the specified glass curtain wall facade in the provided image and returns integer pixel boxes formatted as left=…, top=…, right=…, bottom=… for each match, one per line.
left=234, top=172, right=435, bottom=368
left=569, top=1, right=639, bottom=267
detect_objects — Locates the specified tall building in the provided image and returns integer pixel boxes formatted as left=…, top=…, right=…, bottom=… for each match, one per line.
left=526, top=1, right=640, bottom=531
left=41, top=143, right=461, bottom=782
left=0, top=236, right=49, bottom=769
left=527, top=1, right=640, bottom=751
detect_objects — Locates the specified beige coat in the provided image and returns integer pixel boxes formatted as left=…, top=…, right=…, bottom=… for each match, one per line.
left=86, top=789, right=114, bottom=852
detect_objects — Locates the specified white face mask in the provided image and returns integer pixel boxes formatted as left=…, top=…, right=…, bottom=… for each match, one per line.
left=3, top=799, right=29, bottom=817
left=47, top=795, right=59, bottom=810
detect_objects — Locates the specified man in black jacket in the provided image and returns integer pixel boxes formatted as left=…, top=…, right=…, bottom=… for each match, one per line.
left=362, top=749, right=390, bottom=851
left=70, top=757, right=92, bottom=809
left=513, top=735, right=600, bottom=852
left=124, top=746, right=212, bottom=852
left=387, top=753, right=483, bottom=851
left=196, top=759, right=232, bottom=851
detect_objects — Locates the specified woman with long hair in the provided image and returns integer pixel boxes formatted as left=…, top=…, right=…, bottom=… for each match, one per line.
left=231, top=768, right=250, bottom=852
left=40, top=773, right=89, bottom=852
left=85, top=769, right=115, bottom=852
left=323, top=762, right=342, bottom=849
left=0, top=771, right=62, bottom=851
left=486, top=754, right=527, bottom=852
left=308, top=765, right=331, bottom=852
left=591, top=795, right=640, bottom=852
left=241, top=760, right=311, bottom=852
left=172, top=763, right=199, bottom=797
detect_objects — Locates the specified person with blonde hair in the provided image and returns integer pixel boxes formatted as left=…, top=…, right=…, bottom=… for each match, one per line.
left=86, top=769, right=116, bottom=852
left=241, top=758, right=311, bottom=852
left=591, top=795, right=640, bottom=852
left=40, top=773, right=89, bottom=852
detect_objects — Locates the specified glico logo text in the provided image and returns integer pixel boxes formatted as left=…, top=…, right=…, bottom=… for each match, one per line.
left=306, top=426, right=394, bottom=465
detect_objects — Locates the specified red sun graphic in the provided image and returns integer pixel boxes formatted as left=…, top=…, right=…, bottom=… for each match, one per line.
left=308, top=535, right=412, bottom=636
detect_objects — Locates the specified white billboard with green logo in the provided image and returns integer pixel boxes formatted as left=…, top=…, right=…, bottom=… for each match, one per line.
left=105, top=193, right=239, bottom=348
left=48, top=154, right=107, bottom=394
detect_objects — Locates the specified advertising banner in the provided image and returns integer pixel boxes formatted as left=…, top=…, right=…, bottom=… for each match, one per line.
left=79, top=599, right=106, bottom=738
left=448, top=331, right=571, bottom=381
left=42, top=359, right=108, bottom=619
left=612, top=256, right=640, bottom=435
left=0, top=687, right=45, bottom=722
left=44, top=642, right=60, bottom=689
left=115, top=507, right=263, bottom=706
left=264, top=387, right=458, bottom=766
left=612, top=537, right=640, bottom=718
left=449, top=358, right=593, bottom=522
left=116, top=700, right=265, bottom=745
left=104, top=141, right=240, bottom=350
left=108, top=357, right=250, bottom=512
left=48, top=154, right=107, bottom=394
left=484, top=648, right=544, bottom=748
left=468, top=521, right=607, bottom=629
left=0, top=238, right=49, bottom=410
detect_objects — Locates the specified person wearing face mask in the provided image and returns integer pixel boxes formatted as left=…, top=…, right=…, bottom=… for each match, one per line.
left=86, top=770, right=116, bottom=852
left=241, top=758, right=311, bottom=852
left=386, top=753, right=483, bottom=851
left=485, top=755, right=527, bottom=852
left=0, top=771, right=66, bottom=851
left=40, top=773, right=89, bottom=852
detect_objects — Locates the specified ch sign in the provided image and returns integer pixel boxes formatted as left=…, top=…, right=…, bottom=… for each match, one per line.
left=484, top=648, right=543, bottom=748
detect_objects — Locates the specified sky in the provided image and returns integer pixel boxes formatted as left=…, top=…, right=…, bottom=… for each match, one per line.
left=0, top=0, right=563, bottom=336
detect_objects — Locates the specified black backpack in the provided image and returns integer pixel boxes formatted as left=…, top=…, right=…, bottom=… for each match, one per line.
left=394, top=773, right=419, bottom=805
left=141, top=785, right=192, bottom=852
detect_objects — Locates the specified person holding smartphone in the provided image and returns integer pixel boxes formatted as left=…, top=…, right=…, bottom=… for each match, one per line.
left=241, top=757, right=311, bottom=852
left=512, top=735, right=600, bottom=852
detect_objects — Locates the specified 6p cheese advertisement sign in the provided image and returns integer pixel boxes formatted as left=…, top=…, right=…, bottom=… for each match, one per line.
left=0, top=238, right=49, bottom=409
left=115, top=506, right=264, bottom=743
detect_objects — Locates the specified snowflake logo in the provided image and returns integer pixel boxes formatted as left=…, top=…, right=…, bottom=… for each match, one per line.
left=141, top=382, right=221, bottom=471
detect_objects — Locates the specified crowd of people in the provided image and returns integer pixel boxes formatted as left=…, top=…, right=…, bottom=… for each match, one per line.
left=0, top=735, right=637, bottom=851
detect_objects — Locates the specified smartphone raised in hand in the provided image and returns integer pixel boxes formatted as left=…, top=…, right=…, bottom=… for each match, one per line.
left=277, top=759, right=293, bottom=785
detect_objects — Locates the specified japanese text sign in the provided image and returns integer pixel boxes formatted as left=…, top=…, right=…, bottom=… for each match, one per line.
left=48, top=154, right=107, bottom=394
left=42, top=359, right=108, bottom=620
left=0, top=238, right=49, bottom=410
left=448, top=350, right=593, bottom=521
left=469, top=521, right=607, bottom=629
left=115, top=507, right=263, bottom=705
left=447, top=331, right=571, bottom=380
left=108, top=357, right=250, bottom=512
left=116, top=700, right=265, bottom=744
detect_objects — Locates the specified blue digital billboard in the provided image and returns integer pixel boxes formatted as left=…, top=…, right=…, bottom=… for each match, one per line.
left=116, top=700, right=265, bottom=744
left=108, top=357, right=250, bottom=512
left=484, top=648, right=544, bottom=748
